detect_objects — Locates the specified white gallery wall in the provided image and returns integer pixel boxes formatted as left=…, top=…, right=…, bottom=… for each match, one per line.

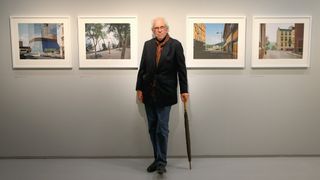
left=0, top=0, right=320, bottom=157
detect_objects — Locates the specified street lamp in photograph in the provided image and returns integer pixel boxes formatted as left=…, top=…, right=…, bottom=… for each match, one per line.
left=216, top=31, right=223, bottom=51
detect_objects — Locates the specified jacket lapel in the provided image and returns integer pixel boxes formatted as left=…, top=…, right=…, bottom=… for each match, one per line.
left=157, top=38, right=171, bottom=68
left=149, top=40, right=157, bottom=69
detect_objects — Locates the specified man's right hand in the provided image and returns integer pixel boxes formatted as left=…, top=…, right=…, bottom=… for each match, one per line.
left=137, top=90, right=143, bottom=103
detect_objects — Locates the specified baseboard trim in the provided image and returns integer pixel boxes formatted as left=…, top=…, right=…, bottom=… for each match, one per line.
left=1, top=154, right=320, bottom=159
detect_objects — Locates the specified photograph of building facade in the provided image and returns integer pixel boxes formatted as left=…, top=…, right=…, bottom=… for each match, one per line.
left=18, top=23, right=64, bottom=59
left=193, top=23, right=238, bottom=59
left=193, top=23, right=206, bottom=57
left=259, top=23, right=304, bottom=59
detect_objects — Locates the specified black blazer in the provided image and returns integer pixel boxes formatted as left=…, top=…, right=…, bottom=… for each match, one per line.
left=136, top=37, right=188, bottom=106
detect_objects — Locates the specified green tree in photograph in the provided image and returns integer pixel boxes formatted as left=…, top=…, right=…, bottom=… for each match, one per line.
left=266, top=36, right=270, bottom=51
left=108, top=24, right=130, bottom=59
left=85, top=24, right=104, bottom=58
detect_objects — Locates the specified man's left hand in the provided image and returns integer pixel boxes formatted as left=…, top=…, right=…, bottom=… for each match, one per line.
left=181, top=93, right=189, bottom=103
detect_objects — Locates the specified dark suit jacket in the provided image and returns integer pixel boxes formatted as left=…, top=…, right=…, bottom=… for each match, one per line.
left=136, top=37, right=188, bottom=106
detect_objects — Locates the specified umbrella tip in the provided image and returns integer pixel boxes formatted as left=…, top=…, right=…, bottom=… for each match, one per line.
left=189, top=162, right=192, bottom=170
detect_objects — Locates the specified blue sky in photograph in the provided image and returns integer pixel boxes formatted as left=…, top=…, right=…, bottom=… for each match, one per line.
left=205, top=23, right=224, bottom=45
left=18, top=23, right=58, bottom=46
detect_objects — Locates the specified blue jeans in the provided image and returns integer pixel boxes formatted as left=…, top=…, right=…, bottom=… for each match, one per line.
left=145, top=103, right=171, bottom=166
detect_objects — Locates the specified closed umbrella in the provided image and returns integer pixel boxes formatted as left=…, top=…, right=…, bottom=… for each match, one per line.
left=183, top=101, right=192, bottom=170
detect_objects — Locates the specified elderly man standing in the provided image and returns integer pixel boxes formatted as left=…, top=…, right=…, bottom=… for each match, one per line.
left=136, top=17, right=189, bottom=174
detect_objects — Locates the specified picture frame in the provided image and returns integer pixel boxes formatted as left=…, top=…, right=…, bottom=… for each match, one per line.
left=186, top=16, right=246, bottom=68
left=78, top=16, right=138, bottom=68
left=10, top=16, right=72, bottom=68
left=251, top=16, right=312, bottom=68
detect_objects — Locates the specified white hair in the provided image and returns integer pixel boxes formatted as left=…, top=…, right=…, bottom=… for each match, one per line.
left=151, top=17, right=169, bottom=30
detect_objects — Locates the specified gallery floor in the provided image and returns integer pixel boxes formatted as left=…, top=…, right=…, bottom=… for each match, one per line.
left=1, top=157, right=320, bottom=180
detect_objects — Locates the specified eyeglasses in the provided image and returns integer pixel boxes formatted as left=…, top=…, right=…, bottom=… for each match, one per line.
left=153, top=26, right=167, bottom=31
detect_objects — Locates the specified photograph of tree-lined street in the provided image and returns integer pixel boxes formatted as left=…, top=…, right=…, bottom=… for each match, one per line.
left=193, top=23, right=238, bottom=59
left=85, top=23, right=130, bottom=59
left=259, top=23, right=304, bottom=59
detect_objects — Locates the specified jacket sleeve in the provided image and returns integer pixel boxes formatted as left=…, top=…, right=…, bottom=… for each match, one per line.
left=176, top=41, right=188, bottom=93
left=136, top=42, right=147, bottom=91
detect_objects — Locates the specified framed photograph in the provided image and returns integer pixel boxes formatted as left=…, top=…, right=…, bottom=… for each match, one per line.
left=252, top=16, right=312, bottom=68
left=186, top=16, right=246, bottom=68
left=10, top=16, right=72, bottom=68
left=78, top=16, right=137, bottom=68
